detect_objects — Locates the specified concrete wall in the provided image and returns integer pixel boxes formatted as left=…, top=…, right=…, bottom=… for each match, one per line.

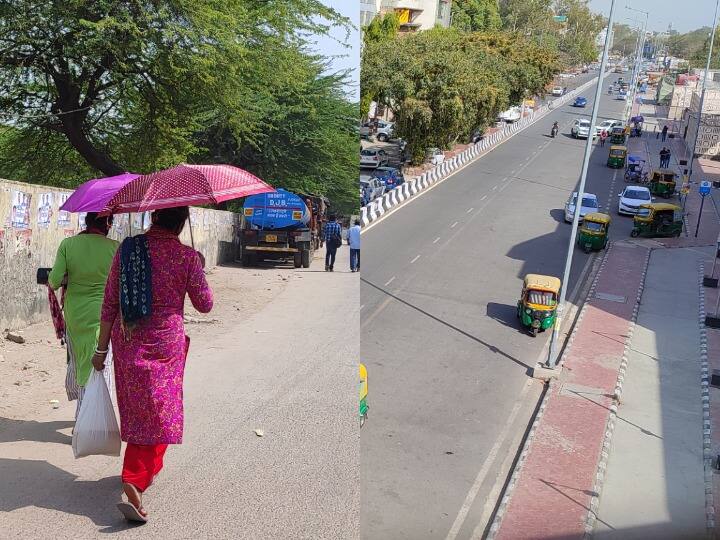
left=0, top=179, right=240, bottom=332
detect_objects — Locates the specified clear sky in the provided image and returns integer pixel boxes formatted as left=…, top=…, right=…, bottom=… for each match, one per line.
left=589, top=0, right=718, bottom=33
left=311, top=0, right=360, bottom=101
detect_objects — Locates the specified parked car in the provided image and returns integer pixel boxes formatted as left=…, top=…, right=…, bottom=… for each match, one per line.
left=565, top=192, right=599, bottom=223
left=360, top=177, right=386, bottom=202
left=360, top=148, right=388, bottom=168
left=551, top=86, right=565, bottom=97
left=359, top=124, right=371, bottom=140
left=499, top=106, right=521, bottom=123
left=372, top=167, right=405, bottom=189
left=572, top=96, right=588, bottom=107
left=595, top=119, right=623, bottom=136
left=426, top=147, right=445, bottom=166
left=615, top=91, right=627, bottom=101
left=618, top=186, right=652, bottom=215
left=375, top=120, right=395, bottom=142
left=571, top=119, right=593, bottom=139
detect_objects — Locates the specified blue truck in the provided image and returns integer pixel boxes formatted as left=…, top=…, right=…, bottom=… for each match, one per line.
left=240, top=189, right=326, bottom=268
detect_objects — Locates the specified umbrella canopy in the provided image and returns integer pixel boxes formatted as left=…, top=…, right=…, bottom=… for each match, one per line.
left=102, top=164, right=274, bottom=214
left=59, top=173, right=139, bottom=213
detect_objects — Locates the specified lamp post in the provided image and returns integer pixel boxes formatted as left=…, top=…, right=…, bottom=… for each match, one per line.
left=689, top=0, right=720, bottom=182
left=625, top=6, right=649, bottom=122
left=546, top=0, right=618, bottom=368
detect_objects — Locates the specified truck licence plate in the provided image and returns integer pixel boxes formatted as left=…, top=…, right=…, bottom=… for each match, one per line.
left=265, top=234, right=277, bottom=243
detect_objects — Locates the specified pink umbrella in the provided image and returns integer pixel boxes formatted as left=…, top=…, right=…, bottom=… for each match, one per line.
left=102, top=164, right=274, bottom=214
left=60, top=173, right=139, bottom=213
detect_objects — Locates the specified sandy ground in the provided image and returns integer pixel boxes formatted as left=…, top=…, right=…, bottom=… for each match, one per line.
left=0, top=263, right=293, bottom=420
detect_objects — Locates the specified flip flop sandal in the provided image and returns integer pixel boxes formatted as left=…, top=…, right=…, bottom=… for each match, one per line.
left=117, top=501, right=148, bottom=523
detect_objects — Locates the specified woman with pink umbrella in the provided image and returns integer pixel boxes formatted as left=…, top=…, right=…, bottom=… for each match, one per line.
left=90, top=164, right=273, bottom=522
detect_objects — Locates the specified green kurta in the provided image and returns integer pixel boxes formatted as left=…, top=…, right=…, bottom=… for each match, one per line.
left=49, top=233, right=119, bottom=387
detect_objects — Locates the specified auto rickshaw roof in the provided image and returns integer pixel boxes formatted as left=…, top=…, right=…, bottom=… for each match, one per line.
left=652, top=168, right=676, bottom=175
left=639, top=202, right=681, bottom=212
left=611, top=126, right=625, bottom=133
left=583, top=212, right=611, bottom=224
left=609, top=145, right=627, bottom=151
left=524, top=274, right=561, bottom=293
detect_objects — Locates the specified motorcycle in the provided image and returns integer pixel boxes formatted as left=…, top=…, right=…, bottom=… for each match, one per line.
left=551, top=125, right=559, bottom=138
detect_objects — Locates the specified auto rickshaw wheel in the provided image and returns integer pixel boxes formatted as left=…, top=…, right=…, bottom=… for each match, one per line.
left=630, top=229, right=639, bottom=238
left=583, top=243, right=591, bottom=253
left=530, top=327, right=538, bottom=337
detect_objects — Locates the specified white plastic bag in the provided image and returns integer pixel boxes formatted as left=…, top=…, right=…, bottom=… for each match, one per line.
left=72, top=369, right=121, bottom=458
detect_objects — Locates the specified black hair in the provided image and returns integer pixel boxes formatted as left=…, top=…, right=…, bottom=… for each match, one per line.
left=153, top=206, right=190, bottom=235
left=328, top=214, right=337, bottom=221
left=354, top=219, right=360, bottom=226
left=85, top=212, right=113, bottom=235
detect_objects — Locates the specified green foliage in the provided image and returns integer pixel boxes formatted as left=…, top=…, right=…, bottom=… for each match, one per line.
left=610, top=24, right=640, bottom=57
left=690, top=27, right=720, bottom=70
left=667, top=27, right=713, bottom=63
left=361, top=27, right=559, bottom=162
left=363, top=12, right=400, bottom=46
left=0, top=0, right=358, bottom=214
left=451, top=0, right=502, bottom=32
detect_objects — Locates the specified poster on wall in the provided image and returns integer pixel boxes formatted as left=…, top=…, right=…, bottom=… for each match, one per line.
left=10, top=190, right=31, bottom=229
left=37, top=192, right=54, bottom=228
left=131, top=213, right=143, bottom=231
left=57, top=192, right=71, bottom=227
left=78, top=212, right=87, bottom=231
left=14, top=229, right=32, bottom=254
left=142, top=211, right=152, bottom=231
left=190, top=208, right=199, bottom=227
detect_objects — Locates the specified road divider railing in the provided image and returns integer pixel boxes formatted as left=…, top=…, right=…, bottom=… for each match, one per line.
left=360, top=73, right=608, bottom=227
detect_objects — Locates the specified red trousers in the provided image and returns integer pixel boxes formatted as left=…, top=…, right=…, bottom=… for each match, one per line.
left=121, top=443, right=168, bottom=492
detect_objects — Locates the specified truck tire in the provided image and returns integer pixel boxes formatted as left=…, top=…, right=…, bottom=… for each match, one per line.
left=301, top=249, right=311, bottom=268
left=293, top=252, right=302, bottom=268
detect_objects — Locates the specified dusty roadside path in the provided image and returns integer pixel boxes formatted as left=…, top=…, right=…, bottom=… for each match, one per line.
left=0, top=249, right=359, bottom=539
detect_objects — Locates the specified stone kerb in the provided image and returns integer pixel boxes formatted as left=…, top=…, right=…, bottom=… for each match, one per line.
left=361, top=206, right=370, bottom=226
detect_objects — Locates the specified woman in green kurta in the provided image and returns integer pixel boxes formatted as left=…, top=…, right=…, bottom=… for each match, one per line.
left=49, top=213, right=118, bottom=416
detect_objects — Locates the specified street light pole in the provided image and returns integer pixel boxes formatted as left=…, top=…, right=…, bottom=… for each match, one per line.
left=689, top=0, right=720, bottom=181
left=546, top=0, right=618, bottom=368
left=625, top=7, right=649, bottom=122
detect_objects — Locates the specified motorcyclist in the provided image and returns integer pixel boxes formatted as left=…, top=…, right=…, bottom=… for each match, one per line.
left=551, top=121, right=559, bottom=137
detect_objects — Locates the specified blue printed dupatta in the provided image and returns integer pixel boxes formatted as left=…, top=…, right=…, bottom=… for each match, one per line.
left=119, top=235, right=152, bottom=330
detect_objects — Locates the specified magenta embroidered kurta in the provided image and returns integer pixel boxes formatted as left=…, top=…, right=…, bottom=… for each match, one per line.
left=101, top=227, right=213, bottom=445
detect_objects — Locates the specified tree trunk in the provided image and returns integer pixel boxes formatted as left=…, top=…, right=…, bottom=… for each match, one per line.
left=61, top=115, right=124, bottom=176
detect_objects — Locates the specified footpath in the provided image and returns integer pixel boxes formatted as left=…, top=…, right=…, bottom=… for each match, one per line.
left=491, top=99, right=720, bottom=539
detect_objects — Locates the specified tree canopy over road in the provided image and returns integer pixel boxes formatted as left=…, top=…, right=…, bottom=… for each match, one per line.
left=0, top=0, right=359, bottom=213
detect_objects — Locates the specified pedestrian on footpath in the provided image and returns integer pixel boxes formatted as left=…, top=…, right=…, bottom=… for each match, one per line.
left=92, top=206, right=213, bottom=523
left=323, top=214, right=342, bottom=271
left=348, top=219, right=361, bottom=272
left=661, top=124, right=668, bottom=141
left=48, top=213, right=118, bottom=420
left=600, top=129, right=608, bottom=147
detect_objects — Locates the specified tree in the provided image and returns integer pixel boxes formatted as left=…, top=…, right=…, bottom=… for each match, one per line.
left=451, top=0, right=502, bottom=32
left=610, top=24, right=640, bottom=57
left=0, top=1, right=359, bottom=213
left=361, top=27, right=559, bottom=162
left=363, top=12, right=399, bottom=46
left=691, top=26, right=720, bottom=70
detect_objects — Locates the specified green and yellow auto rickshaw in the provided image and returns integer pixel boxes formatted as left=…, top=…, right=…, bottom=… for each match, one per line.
left=577, top=212, right=611, bottom=252
left=359, top=363, right=368, bottom=427
left=607, top=145, right=627, bottom=168
left=517, top=274, right=561, bottom=337
left=630, top=203, right=683, bottom=238
left=648, top=169, right=677, bottom=198
left=610, top=126, right=626, bottom=144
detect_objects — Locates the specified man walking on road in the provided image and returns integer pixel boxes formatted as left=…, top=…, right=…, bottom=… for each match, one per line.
left=661, top=124, right=668, bottom=141
left=323, top=214, right=342, bottom=272
left=600, top=129, right=608, bottom=147
left=348, top=219, right=361, bottom=273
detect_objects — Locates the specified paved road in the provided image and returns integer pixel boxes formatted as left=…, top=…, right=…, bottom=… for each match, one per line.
left=0, top=250, right=359, bottom=539
left=360, top=72, right=636, bottom=540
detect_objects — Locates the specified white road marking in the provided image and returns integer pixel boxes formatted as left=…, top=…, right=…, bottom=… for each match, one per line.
left=410, top=254, right=421, bottom=264
left=384, top=276, right=396, bottom=287
left=481, top=195, right=488, bottom=201
left=492, top=185, right=498, bottom=190
left=467, top=207, right=474, bottom=214
left=445, top=380, right=532, bottom=540
left=360, top=304, right=365, bottom=311
left=433, top=237, right=441, bottom=244
left=451, top=221, right=458, bottom=229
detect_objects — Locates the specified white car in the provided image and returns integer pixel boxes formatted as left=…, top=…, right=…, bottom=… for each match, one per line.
left=360, top=178, right=385, bottom=202
left=565, top=192, right=599, bottom=223
left=375, top=121, right=394, bottom=142
left=618, top=186, right=652, bottom=215
left=360, top=148, right=388, bottom=169
left=499, top=106, right=521, bottom=123
left=595, top=119, right=623, bottom=136
left=551, top=86, right=564, bottom=97
left=571, top=119, right=593, bottom=139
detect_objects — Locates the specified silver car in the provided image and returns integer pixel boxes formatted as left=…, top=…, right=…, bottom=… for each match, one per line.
left=565, top=192, right=599, bottom=223
left=571, top=119, right=593, bottom=139
left=360, top=148, right=389, bottom=169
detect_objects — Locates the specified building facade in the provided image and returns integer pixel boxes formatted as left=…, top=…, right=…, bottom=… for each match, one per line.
left=360, top=0, right=382, bottom=27
left=378, top=0, right=452, bottom=32
left=686, top=87, right=720, bottom=158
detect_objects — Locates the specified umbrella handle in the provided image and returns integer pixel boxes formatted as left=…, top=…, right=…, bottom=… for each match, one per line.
left=188, top=215, right=195, bottom=249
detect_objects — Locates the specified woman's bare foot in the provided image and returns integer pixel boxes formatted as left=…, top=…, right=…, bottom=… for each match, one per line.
left=122, top=483, right=147, bottom=517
